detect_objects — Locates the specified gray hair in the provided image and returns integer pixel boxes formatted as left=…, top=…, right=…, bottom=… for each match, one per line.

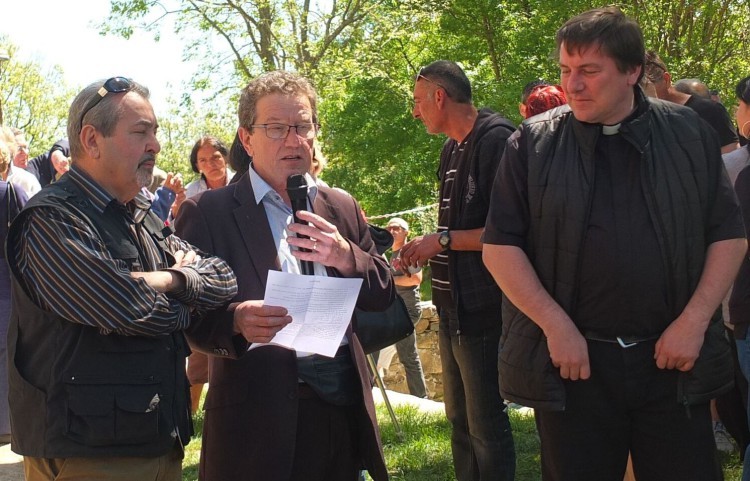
left=674, top=78, right=711, bottom=99
left=67, top=78, right=150, bottom=160
left=238, top=71, right=317, bottom=130
left=417, top=60, right=473, bottom=104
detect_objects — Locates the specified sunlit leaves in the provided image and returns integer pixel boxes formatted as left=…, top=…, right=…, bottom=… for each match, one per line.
left=96, top=0, right=750, bottom=231
left=0, top=38, right=75, bottom=157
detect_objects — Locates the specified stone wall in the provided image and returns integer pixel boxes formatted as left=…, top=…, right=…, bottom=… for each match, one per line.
left=380, top=302, right=444, bottom=400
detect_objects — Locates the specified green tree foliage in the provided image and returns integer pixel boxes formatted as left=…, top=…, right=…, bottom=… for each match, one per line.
left=312, top=4, right=444, bottom=232
left=0, top=39, right=75, bottom=158
left=625, top=0, right=750, bottom=99
left=101, top=0, right=750, bottom=232
left=155, top=96, right=236, bottom=183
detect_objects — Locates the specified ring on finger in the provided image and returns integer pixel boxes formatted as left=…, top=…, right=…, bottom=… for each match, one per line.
left=312, top=240, right=318, bottom=252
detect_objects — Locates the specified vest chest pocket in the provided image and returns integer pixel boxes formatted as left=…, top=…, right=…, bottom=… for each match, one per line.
left=64, top=377, right=161, bottom=446
left=106, top=240, right=142, bottom=271
left=144, top=213, right=177, bottom=268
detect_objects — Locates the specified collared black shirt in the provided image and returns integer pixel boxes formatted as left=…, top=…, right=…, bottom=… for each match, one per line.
left=574, top=122, right=669, bottom=337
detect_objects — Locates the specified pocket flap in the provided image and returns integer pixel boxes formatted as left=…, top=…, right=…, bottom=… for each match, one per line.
left=67, top=385, right=114, bottom=416
left=115, top=386, right=161, bottom=413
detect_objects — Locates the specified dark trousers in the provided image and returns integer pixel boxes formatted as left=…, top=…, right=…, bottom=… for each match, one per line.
left=439, top=308, right=516, bottom=481
left=393, top=330, right=428, bottom=398
left=716, top=325, right=750, bottom=461
left=289, top=384, right=360, bottom=481
left=535, top=339, right=721, bottom=481
left=735, top=334, right=750, bottom=480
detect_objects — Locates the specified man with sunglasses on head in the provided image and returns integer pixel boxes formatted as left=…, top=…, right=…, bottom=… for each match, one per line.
left=5, top=77, right=238, bottom=481
left=174, top=70, right=394, bottom=481
left=400, top=60, right=516, bottom=481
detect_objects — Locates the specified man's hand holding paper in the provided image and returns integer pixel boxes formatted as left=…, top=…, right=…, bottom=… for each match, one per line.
left=249, top=271, right=363, bottom=357
left=233, top=300, right=292, bottom=345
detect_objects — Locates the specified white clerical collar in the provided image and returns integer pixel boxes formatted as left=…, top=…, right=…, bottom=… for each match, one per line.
left=602, top=123, right=621, bottom=135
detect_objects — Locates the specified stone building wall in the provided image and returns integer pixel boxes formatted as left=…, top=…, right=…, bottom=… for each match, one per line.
left=380, top=302, right=444, bottom=400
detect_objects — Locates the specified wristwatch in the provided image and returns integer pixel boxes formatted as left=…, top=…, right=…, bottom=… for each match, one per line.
left=438, top=230, right=451, bottom=251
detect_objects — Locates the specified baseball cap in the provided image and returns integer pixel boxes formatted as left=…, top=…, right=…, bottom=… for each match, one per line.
left=386, top=217, right=409, bottom=231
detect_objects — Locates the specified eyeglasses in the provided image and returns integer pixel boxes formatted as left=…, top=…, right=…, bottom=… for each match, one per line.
left=79, top=77, right=133, bottom=130
left=643, top=60, right=667, bottom=83
left=645, top=59, right=667, bottom=72
left=250, top=123, right=319, bottom=140
left=417, top=69, right=450, bottom=97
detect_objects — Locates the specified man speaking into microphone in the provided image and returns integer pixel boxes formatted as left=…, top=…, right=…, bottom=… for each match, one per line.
left=287, top=173, right=315, bottom=275
left=174, top=70, right=394, bottom=481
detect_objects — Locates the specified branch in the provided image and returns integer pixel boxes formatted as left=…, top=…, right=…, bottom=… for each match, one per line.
left=186, top=0, right=253, bottom=78
left=312, top=0, right=374, bottom=66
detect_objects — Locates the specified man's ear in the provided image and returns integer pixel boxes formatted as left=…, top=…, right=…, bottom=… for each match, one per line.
left=434, top=87, right=448, bottom=108
left=627, top=65, right=642, bottom=87
left=80, top=125, right=100, bottom=159
left=664, top=71, right=673, bottom=87
left=238, top=127, right=254, bottom=157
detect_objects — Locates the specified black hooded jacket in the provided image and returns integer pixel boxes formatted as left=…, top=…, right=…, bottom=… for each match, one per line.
left=437, top=108, right=515, bottom=332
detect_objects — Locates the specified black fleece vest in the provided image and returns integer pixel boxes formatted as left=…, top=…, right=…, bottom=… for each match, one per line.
left=499, top=92, right=734, bottom=411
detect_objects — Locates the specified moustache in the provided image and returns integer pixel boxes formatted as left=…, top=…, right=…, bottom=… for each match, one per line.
left=138, top=154, right=156, bottom=167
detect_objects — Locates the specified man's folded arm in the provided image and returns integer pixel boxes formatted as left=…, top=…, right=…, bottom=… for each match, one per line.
left=15, top=207, right=234, bottom=337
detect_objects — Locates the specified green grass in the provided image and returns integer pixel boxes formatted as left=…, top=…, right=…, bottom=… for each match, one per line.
left=375, top=405, right=454, bottom=480
left=182, top=407, right=203, bottom=481
left=722, top=450, right=743, bottom=481
left=182, top=394, right=745, bottom=481
left=370, top=405, right=542, bottom=481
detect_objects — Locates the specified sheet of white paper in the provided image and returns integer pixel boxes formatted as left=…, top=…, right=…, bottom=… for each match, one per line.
left=251, top=271, right=363, bottom=357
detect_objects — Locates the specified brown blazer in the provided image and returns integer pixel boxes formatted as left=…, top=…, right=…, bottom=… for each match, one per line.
left=175, top=173, right=393, bottom=481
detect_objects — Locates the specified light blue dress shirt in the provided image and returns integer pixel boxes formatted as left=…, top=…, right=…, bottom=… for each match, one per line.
left=248, top=168, right=327, bottom=277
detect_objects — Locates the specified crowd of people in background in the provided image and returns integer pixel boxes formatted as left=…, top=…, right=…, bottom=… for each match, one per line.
left=0, top=5, right=749, bottom=481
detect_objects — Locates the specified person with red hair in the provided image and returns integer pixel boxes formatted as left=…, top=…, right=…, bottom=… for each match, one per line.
left=523, top=84, right=568, bottom=119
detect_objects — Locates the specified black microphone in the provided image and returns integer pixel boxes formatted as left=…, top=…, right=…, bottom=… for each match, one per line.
left=286, top=174, right=314, bottom=275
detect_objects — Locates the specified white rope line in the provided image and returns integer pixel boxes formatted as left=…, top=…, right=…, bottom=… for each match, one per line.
left=367, top=203, right=438, bottom=220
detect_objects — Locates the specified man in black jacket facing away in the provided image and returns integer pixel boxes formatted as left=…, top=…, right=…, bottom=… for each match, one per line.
left=400, top=60, right=516, bottom=481
left=483, top=7, right=746, bottom=481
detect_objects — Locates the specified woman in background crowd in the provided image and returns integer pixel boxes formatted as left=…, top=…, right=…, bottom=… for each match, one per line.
left=173, top=135, right=233, bottom=413
left=171, top=135, right=234, bottom=218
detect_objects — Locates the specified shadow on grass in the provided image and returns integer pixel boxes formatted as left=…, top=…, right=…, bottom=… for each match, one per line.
left=184, top=399, right=742, bottom=481
left=376, top=405, right=454, bottom=481
left=376, top=405, right=540, bottom=481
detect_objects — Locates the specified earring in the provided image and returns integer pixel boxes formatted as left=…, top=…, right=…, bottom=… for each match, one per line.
left=742, top=120, right=750, bottom=139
